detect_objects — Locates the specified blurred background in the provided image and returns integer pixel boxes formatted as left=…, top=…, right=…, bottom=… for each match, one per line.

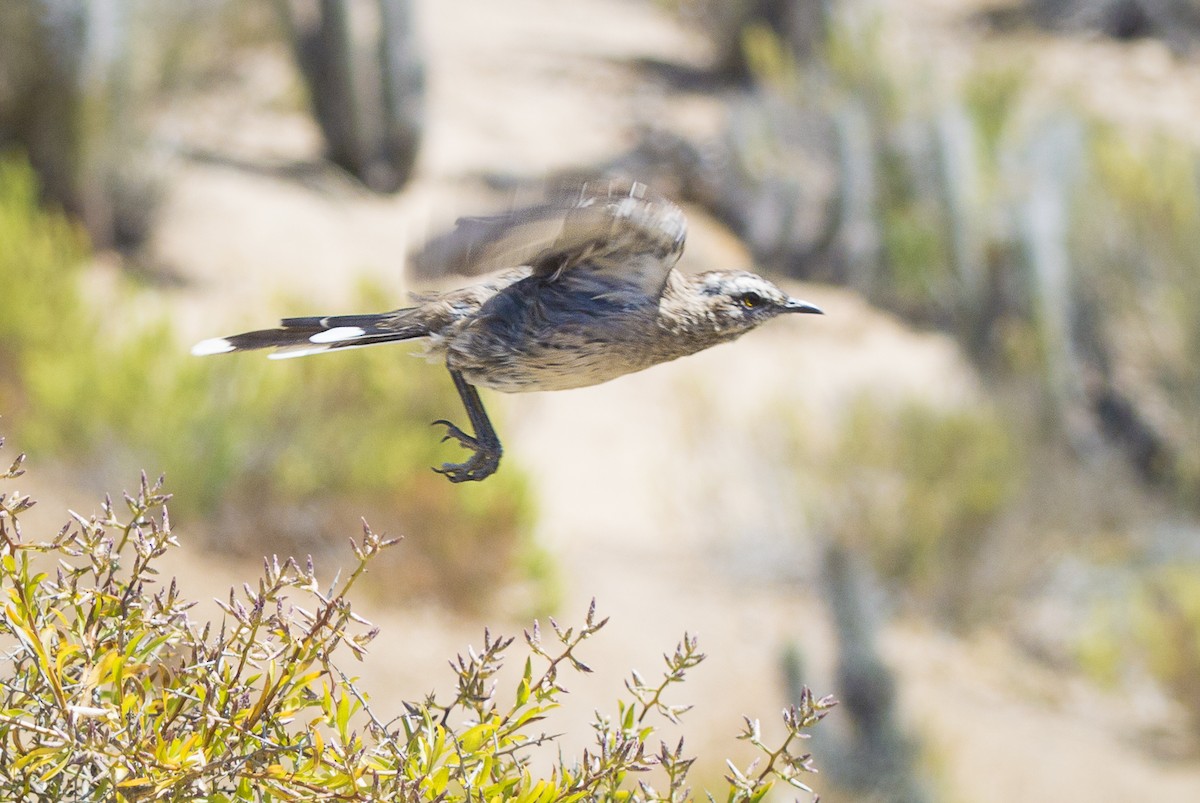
left=3, top=0, right=1200, bottom=799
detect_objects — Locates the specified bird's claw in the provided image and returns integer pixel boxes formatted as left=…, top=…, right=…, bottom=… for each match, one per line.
left=433, top=452, right=501, bottom=483
left=432, top=419, right=478, bottom=448
left=431, top=419, right=501, bottom=482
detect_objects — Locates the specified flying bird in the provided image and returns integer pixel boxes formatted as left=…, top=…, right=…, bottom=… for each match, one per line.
left=192, top=182, right=823, bottom=482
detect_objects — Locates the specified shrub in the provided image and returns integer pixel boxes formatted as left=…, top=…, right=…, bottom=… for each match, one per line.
left=1076, top=129, right=1200, bottom=507
left=820, top=397, right=1022, bottom=623
left=0, top=157, right=92, bottom=411
left=1137, top=567, right=1200, bottom=736
left=0, top=436, right=834, bottom=801
left=1078, top=564, right=1200, bottom=740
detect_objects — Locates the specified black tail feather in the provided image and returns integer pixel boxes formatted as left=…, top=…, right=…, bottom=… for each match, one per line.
left=280, top=312, right=405, bottom=329
left=192, top=310, right=430, bottom=357
left=223, top=327, right=324, bottom=350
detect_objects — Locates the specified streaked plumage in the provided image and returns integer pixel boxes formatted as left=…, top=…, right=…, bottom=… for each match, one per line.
left=193, top=181, right=822, bottom=481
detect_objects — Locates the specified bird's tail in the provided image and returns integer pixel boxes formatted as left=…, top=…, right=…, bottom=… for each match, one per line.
left=191, top=311, right=428, bottom=359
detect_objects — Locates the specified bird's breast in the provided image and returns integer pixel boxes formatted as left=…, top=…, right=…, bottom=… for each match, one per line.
left=449, top=329, right=664, bottom=393
left=442, top=303, right=671, bottom=393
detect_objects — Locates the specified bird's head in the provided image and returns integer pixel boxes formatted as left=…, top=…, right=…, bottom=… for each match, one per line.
left=688, top=270, right=823, bottom=336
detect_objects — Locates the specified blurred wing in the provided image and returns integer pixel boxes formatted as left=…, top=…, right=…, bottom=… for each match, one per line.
left=412, top=203, right=574, bottom=278
left=411, top=180, right=688, bottom=299
left=528, top=181, right=688, bottom=299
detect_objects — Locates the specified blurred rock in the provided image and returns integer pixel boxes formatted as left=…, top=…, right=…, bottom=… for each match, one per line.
left=1005, top=1, right=1200, bottom=53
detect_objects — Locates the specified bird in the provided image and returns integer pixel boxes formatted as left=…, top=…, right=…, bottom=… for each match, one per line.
left=192, top=181, right=823, bottom=482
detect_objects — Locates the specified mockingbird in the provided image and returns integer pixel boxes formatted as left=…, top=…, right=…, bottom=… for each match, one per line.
left=193, top=182, right=822, bottom=482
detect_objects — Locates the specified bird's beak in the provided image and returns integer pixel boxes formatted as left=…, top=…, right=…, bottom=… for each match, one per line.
left=784, top=298, right=824, bottom=314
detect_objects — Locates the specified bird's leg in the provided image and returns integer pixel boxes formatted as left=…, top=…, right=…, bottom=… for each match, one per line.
left=432, top=370, right=503, bottom=482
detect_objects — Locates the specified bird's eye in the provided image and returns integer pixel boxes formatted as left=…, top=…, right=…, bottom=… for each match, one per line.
left=739, top=292, right=764, bottom=309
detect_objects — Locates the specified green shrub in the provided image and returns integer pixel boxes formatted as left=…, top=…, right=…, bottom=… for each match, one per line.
left=1076, top=129, right=1200, bottom=507
left=961, top=66, right=1027, bottom=160
left=1137, top=567, right=1200, bottom=735
left=0, top=157, right=93, bottom=411
left=1078, top=564, right=1200, bottom=738
left=0, top=155, right=534, bottom=609
left=879, top=185, right=950, bottom=316
left=821, top=397, right=1022, bottom=622
left=0, top=438, right=834, bottom=801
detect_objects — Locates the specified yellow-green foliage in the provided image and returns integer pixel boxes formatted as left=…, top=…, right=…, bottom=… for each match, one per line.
left=1136, top=567, right=1200, bottom=733
left=1090, top=130, right=1200, bottom=240
left=0, top=448, right=835, bottom=801
left=1078, top=565, right=1200, bottom=736
left=1075, top=604, right=1125, bottom=689
left=822, top=10, right=903, bottom=119
left=739, top=22, right=797, bottom=89
left=826, top=398, right=1021, bottom=619
left=961, top=66, right=1027, bottom=159
left=0, top=158, right=92, bottom=412
left=0, top=156, right=532, bottom=608
left=878, top=157, right=952, bottom=314
left=1079, top=130, right=1200, bottom=505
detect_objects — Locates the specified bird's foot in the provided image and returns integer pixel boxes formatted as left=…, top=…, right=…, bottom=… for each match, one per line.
left=431, top=419, right=502, bottom=482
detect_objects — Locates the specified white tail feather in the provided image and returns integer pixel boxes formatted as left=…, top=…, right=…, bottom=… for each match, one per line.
left=309, top=326, right=367, bottom=344
left=191, top=337, right=235, bottom=356
left=266, top=341, right=390, bottom=360
left=267, top=345, right=333, bottom=360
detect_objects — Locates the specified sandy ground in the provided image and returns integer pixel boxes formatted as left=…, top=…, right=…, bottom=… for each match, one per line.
left=22, top=0, right=1200, bottom=800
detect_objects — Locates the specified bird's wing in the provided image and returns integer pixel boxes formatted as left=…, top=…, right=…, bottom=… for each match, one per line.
left=412, top=203, right=573, bottom=278
left=527, top=181, right=688, bottom=299
left=412, top=180, right=687, bottom=300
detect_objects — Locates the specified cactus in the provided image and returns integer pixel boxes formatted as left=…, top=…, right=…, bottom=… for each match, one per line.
left=0, top=0, right=157, bottom=249
left=279, top=0, right=425, bottom=193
